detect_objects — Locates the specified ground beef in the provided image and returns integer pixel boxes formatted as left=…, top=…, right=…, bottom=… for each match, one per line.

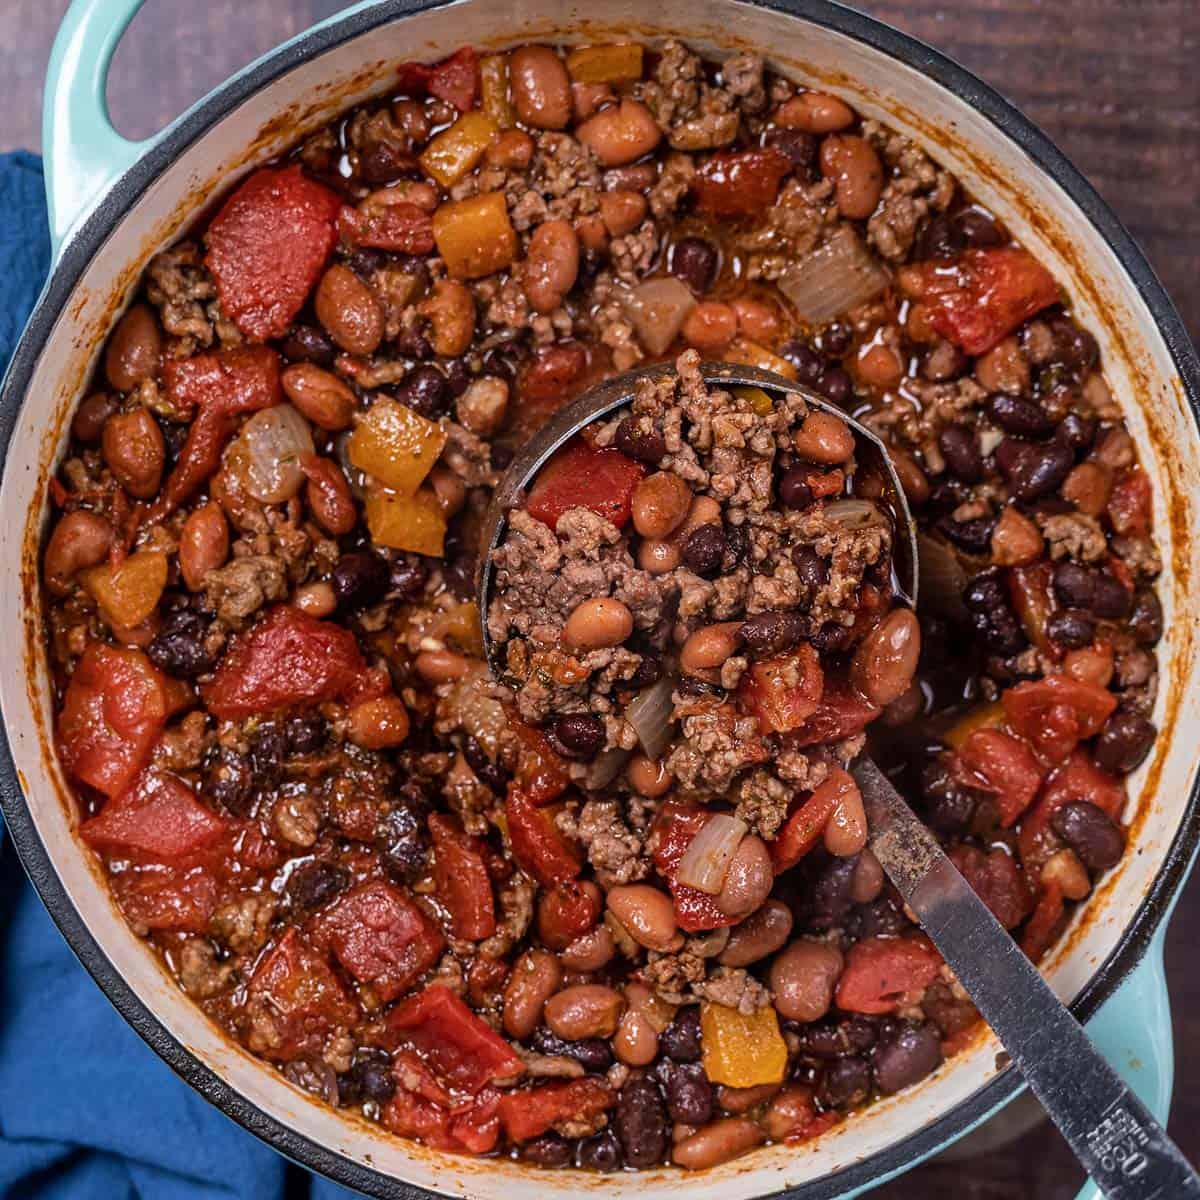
left=1039, top=513, right=1108, bottom=562
left=204, top=554, right=288, bottom=626
left=146, top=242, right=216, bottom=354
left=210, top=893, right=277, bottom=955
left=179, top=938, right=235, bottom=999
left=568, top=798, right=650, bottom=886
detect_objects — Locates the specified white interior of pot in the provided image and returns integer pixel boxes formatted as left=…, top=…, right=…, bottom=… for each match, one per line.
left=4, top=1, right=1198, bottom=1196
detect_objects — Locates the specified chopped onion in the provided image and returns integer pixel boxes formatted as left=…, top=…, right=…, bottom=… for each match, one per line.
left=776, top=227, right=889, bottom=326
left=237, top=404, right=314, bottom=503
left=584, top=747, right=631, bottom=790
left=917, top=532, right=969, bottom=621
left=824, top=499, right=887, bottom=530
left=625, top=675, right=676, bottom=760
left=677, top=813, right=748, bottom=894
left=621, top=278, right=696, bottom=355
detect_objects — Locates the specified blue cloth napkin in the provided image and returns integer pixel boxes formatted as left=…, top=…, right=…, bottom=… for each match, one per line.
left=0, top=152, right=361, bottom=1200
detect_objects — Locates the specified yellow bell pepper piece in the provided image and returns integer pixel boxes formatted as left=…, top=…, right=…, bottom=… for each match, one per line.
left=80, top=550, right=167, bottom=628
left=565, top=43, right=644, bottom=85
left=365, top=487, right=447, bottom=556
left=943, top=700, right=1008, bottom=751
left=700, top=1001, right=788, bottom=1088
left=732, top=385, right=775, bottom=416
left=725, top=338, right=799, bottom=381
left=348, top=400, right=447, bottom=495
left=419, top=110, right=499, bottom=188
left=432, top=192, right=519, bottom=280
left=480, top=54, right=516, bottom=129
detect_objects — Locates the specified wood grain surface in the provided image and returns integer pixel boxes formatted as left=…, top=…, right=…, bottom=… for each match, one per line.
left=1, top=3, right=1198, bottom=1196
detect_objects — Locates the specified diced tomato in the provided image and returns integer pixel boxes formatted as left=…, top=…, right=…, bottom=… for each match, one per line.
left=497, top=1077, right=614, bottom=1143
left=510, top=721, right=572, bottom=804
left=205, top=165, right=341, bottom=341
left=505, top=790, right=582, bottom=887
left=908, top=247, right=1060, bottom=355
left=957, top=728, right=1044, bottom=826
left=110, top=862, right=221, bottom=932
left=737, top=643, right=824, bottom=734
left=1108, top=468, right=1152, bottom=536
left=536, top=880, right=601, bottom=950
left=430, top=813, right=497, bottom=941
left=691, top=147, right=791, bottom=217
left=382, top=1051, right=502, bottom=1154
left=57, top=643, right=171, bottom=797
left=397, top=47, right=480, bottom=112
left=202, top=606, right=368, bottom=719
left=786, top=679, right=880, bottom=748
left=651, top=802, right=740, bottom=932
left=1002, top=675, right=1117, bottom=764
left=770, top=767, right=857, bottom=874
left=1020, top=880, right=1065, bottom=962
left=947, top=845, right=1032, bottom=930
left=1007, top=562, right=1059, bottom=656
left=80, top=769, right=227, bottom=860
left=516, top=341, right=590, bottom=417
left=1018, top=749, right=1126, bottom=868
left=835, top=934, right=943, bottom=1014
left=310, top=879, right=444, bottom=1003
left=337, top=202, right=434, bottom=253
left=524, top=437, right=646, bottom=531
left=385, top=985, right=524, bottom=1095
left=247, top=928, right=359, bottom=1060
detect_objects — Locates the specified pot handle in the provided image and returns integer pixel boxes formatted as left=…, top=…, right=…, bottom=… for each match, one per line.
left=42, top=0, right=155, bottom=259
left=1072, top=930, right=1176, bottom=1200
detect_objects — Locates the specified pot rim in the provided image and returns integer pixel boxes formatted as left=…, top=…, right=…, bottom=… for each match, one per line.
left=2, top=1, right=1198, bottom=1196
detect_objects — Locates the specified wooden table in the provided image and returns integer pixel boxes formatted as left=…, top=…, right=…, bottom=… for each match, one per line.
left=2, top=3, right=1197, bottom=1196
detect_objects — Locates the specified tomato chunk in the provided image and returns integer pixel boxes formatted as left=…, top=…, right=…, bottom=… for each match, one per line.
left=430, top=813, right=497, bottom=940
left=651, top=802, right=740, bottom=932
left=691, top=147, right=790, bottom=217
left=385, top=985, right=523, bottom=1095
left=505, top=790, right=582, bottom=887
left=770, top=767, right=856, bottom=873
left=948, top=845, right=1032, bottom=930
left=738, top=644, right=824, bottom=734
left=510, top=721, right=572, bottom=804
left=110, top=862, right=221, bottom=932
left=382, top=1051, right=502, bottom=1154
left=835, top=934, right=942, bottom=1014
left=537, top=880, right=601, bottom=950
left=516, top=342, right=590, bottom=420
left=310, top=879, right=444, bottom=1003
left=57, top=643, right=171, bottom=797
left=525, top=438, right=646, bottom=531
left=337, top=202, right=434, bottom=254
left=1108, top=467, right=1152, bottom=536
left=247, top=928, right=358, bottom=1060
left=958, top=728, right=1044, bottom=827
left=1002, top=675, right=1117, bottom=764
left=81, top=770, right=227, bottom=860
left=1020, top=880, right=1066, bottom=962
left=909, top=247, right=1060, bottom=355
left=786, top=679, right=880, bottom=747
left=205, top=165, right=341, bottom=341
left=497, top=1078, right=614, bottom=1143
left=203, top=606, right=368, bottom=719
left=397, top=47, right=480, bottom=111
left=1007, top=562, right=1058, bottom=656
left=1018, top=749, right=1125, bottom=868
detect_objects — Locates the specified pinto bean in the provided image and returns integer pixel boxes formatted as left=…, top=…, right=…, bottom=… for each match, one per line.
left=850, top=849, right=886, bottom=903
left=179, top=503, right=229, bottom=591
left=889, top=446, right=930, bottom=505
left=850, top=608, right=921, bottom=706
left=990, top=506, right=1044, bottom=566
left=316, top=264, right=383, bottom=356
left=823, top=783, right=868, bottom=857
left=607, top=885, right=680, bottom=952
left=576, top=100, right=662, bottom=166
left=715, top=835, right=773, bottom=918
left=563, top=597, right=634, bottom=649
left=72, top=392, right=119, bottom=444
left=771, top=940, right=844, bottom=1022
left=304, top=457, right=357, bottom=535
left=682, top=302, right=737, bottom=352
left=975, top=335, right=1030, bottom=395
left=793, top=411, right=854, bottom=464
left=638, top=537, right=683, bottom=574
left=857, top=343, right=903, bottom=390
left=293, top=580, right=337, bottom=617
left=599, top=190, right=648, bottom=237
left=44, top=510, right=112, bottom=595
left=510, top=46, right=572, bottom=129
left=731, top=296, right=781, bottom=345
left=681, top=621, right=743, bottom=672
left=348, top=695, right=410, bottom=750
left=105, top=303, right=162, bottom=392
left=544, top=984, right=625, bottom=1040
left=819, top=135, right=883, bottom=220
left=414, top=649, right=471, bottom=683
left=626, top=753, right=673, bottom=797
left=777, top=91, right=855, bottom=133
left=420, top=278, right=475, bottom=357
left=561, top=925, right=616, bottom=972
left=486, top=128, right=535, bottom=169
left=281, top=364, right=357, bottom=431
left=719, top=899, right=793, bottom=967
left=673, top=1118, right=764, bottom=1170
left=716, top=1082, right=780, bottom=1114
left=503, top=949, right=564, bottom=1040
left=614, top=1004, right=659, bottom=1067
left=427, top=463, right=467, bottom=517
left=102, top=409, right=164, bottom=499
left=1062, top=462, right=1112, bottom=517
left=522, top=219, right=580, bottom=314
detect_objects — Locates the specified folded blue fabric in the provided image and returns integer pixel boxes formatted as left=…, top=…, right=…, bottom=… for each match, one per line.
left=0, top=152, right=360, bottom=1200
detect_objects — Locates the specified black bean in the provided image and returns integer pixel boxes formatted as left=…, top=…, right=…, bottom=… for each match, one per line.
left=147, top=609, right=214, bottom=678
left=676, top=675, right=725, bottom=699
left=660, top=1005, right=702, bottom=1062
left=724, top=522, right=750, bottom=569
left=964, top=568, right=1026, bottom=655
left=873, top=1022, right=943, bottom=1094
left=819, top=1056, right=871, bottom=1109
left=614, top=417, right=667, bottom=465
left=522, top=1133, right=573, bottom=1167
left=332, top=550, right=390, bottom=610
left=778, top=466, right=814, bottom=510
left=852, top=897, right=912, bottom=939
left=1094, top=710, right=1156, bottom=775
left=662, top=1061, right=715, bottom=1125
left=577, top=1130, right=623, bottom=1172
left=392, top=322, right=433, bottom=360
left=1046, top=609, right=1096, bottom=649
left=792, top=546, right=830, bottom=591
left=1129, top=587, right=1163, bottom=645
left=251, top=724, right=289, bottom=785
left=1046, top=313, right=1099, bottom=371
left=289, top=861, right=350, bottom=914
left=779, top=340, right=826, bottom=385
left=682, top=524, right=727, bottom=577
left=740, top=611, right=807, bottom=656
left=939, top=426, right=982, bottom=482
left=338, top=1052, right=395, bottom=1106
left=531, top=1028, right=613, bottom=1072
left=936, top=514, right=995, bottom=555
left=1091, top=573, right=1132, bottom=620
left=764, top=127, right=818, bottom=175
left=792, top=1016, right=877, bottom=1060
left=443, top=358, right=471, bottom=398
left=1056, top=412, right=1098, bottom=452
left=1051, top=801, right=1127, bottom=871
left=281, top=324, right=338, bottom=366
left=344, top=247, right=385, bottom=279
left=816, top=366, right=853, bottom=406
left=920, top=758, right=980, bottom=834
left=358, top=140, right=419, bottom=186
left=378, top=803, right=429, bottom=881
left=1053, top=562, right=1096, bottom=609
left=628, top=651, right=664, bottom=691
left=805, top=855, right=857, bottom=932
left=393, top=364, right=447, bottom=418
left=463, top=736, right=508, bottom=792
left=553, top=713, right=605, bottom=760
left=997, top=438, right=1074, bottom=500
left=668, top=237, right=719, bottom=294
left=820, top=322, right=853, bottom=358
left=205, top=749, right=255, bottom=816
left=442, top=554, right=477, bottom=601
left=286, top=715, right=326, bottom=755
left=614, top=1075, right=668, bottom=1168
left=954, top=208, right=1004, bottom=249
left=481, top=337, right=526, bottom=383
left=389, top=558, right=428, bottom=601
left=811, top=621, right=851, bottom=654
left=360, top=1058, right=398, bottom=1104
left=914, top=215, right=965, bottom=262
left=987, top=393, right=1054, bottom=438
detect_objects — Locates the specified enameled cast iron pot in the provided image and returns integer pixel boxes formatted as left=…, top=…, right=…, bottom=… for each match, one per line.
left=3, top=1, right=1199, bottom=1196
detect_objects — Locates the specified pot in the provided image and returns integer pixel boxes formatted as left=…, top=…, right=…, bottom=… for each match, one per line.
left=2, top=2, right=1198, bottom=1197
